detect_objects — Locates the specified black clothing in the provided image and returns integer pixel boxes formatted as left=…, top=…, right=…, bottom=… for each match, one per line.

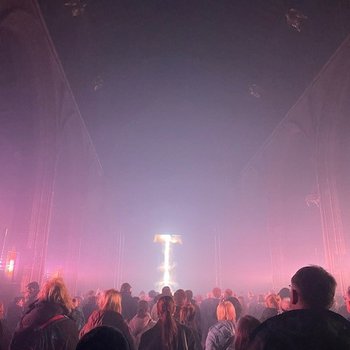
left=70, top=308, right=85, bottom=331
left=80, top=310, right=135, bottom=350
left=248, top=309, right=350, bottom=350
left=121, top=292, right=137, bottom=322
left=82, top=297, right=97, bottom=322
left=139, top=320, right=196, bottom=350
left=260, top=307, right=278, bottom=323
left=10, top=300, right=78, bottom=350
left=6, top=302, right=23, bottom=334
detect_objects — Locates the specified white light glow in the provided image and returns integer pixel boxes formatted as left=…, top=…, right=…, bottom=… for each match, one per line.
left=154, top=234, right=182, bottom=290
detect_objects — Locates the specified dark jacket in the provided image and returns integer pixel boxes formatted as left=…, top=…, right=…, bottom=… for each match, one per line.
left=10, top=300, right=78, bottom=350
left=80, top=309, right=134, bottom=350
left=121, top=292, right=138, bottom=322
left=139, top=320, right=196, bottom=350
left=248, top=309, right=350, bottom=350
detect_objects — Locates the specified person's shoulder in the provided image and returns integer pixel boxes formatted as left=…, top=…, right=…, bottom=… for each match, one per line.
left=249, top=309, right=350, bottom=350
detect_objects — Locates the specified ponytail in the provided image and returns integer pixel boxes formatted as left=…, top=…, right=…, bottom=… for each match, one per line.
left=157, top=296, right=178, bottom=349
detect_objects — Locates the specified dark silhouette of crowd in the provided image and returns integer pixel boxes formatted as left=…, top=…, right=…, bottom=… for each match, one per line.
left=0, top=265, right=349, bottom=349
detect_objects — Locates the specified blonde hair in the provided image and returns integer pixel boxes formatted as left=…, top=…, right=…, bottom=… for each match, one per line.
left=99, top=289, right=122, bottom=313
left=38, top=277, right=73, bottom=311
left=216, top=300, right=236, bottom=321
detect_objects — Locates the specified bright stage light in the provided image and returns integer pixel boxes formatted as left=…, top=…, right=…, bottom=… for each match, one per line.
left=154, top=234, right=182, bottom=290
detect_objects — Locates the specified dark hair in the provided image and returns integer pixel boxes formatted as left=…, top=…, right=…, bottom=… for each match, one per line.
left=291, top=265, right=336, bottom=309
left=137, top=300, right=149, bottom=317
left=185, top=290, right=193, bottom=301
left=120, top=283, right=131, bottom=294
left=157, top=296, right=178, bottom=348
left=180, top=303, right=196, bottom=328
left=27, top=281, right=40, bottom=292
left=76, top=326, right=129, bottom=350
left=234, top=315, right=261, bottom=350
left=161, top=286, right=172, bottom=296
left=173, top=289, right=186, bottom=307
left=226, top=296, right=243, bottom=320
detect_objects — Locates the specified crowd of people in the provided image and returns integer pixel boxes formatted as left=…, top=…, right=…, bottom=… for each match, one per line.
left=0, top=265, right=350, bottom=349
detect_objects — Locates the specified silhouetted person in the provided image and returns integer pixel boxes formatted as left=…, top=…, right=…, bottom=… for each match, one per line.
left=234, top=315, right=260, bottom=350
left=23, top=281, right=39, bottom=312
left=139, top=295, right=195, bottom=350
left=76, top=326, right=129, bottom=350
left=128, top=300, right=155, bottom=348
left=180, top=303, right=203, bottom=350
left=248, top=265, right=350, bottom=350
left=11, top=277, right=78, bottom=350
left=173, top=289, right=187, bottom=322
left=80, top=289, right=134, bottom=350
left=185, top=290, right=201, bottom=340
left=260, top=294, right=279, bottom=322
left=120, top=283, right=137, bottom=322
left=71, top=297, right=85, bottom=331
left=150, top=286, right=172, bottom=321
left=82, top=291, right=98, bottom=322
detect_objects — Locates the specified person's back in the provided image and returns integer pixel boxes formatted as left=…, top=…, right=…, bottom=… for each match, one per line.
left=200, top=288, right=221, bottom=344
left=11, top=278, right=79, bottom=350
left=139, top=295, right=196, bottom=350
left=248, top=308, right=350, bottom=350
left=76, top=326, right=129, bottom=350
left=120, top=283, right=137, bottom=322
left=248, top=265, right=350, bottom=350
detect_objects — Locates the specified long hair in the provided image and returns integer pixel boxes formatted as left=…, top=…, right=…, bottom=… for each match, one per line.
left=37, top=277, right=73, bottom=311
left=216, top=300, right=236, bottom=321
left=157, top=295, right=178, bottom=349
left=234, top=315, right=261, bottom=350
left=99, top=289, right=122, bottom=314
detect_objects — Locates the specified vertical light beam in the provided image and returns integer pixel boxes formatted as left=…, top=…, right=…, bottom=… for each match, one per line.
left=154, top=234, right=182, bottom=289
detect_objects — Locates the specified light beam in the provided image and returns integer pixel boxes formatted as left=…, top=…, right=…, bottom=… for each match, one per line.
left=154, top=234, right=182, bottom=290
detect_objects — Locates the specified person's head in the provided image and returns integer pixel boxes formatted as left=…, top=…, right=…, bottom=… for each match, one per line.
left=99, top=289, right=122, bottom=313
left=224, top=288, right=233, bottom=298
left=72, top=296, right=83, bottom=308
left=38, top=277, right=73, bottom=311
left=148, top=290, right=157, bottom=300
left=290, top=265, right=336, bottom=310
left=234, top=315, right=261, bottom=350
left=76, top=326, right=129, bottom=350
left=120, top=283, right=131, bottom=295
left=24, top=281, right=39, bottom=300
left=185, top=290, right=193, bottom=303
left=173, top=289, right=186, bottom=307
left=265, top=294, right=279, bottom=309
left=180, top=303, right=196, bottom=326
left=161, top=286, right=172, bottom=296
left=157, top=295, right=175, bottom=319
left=217, top=300, right=236, bottom=322
left=212, top=287, right=222, bottom=299
left=277, top=287, right=291, bottom=312
left=137, top=300, right=149, bottom=317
